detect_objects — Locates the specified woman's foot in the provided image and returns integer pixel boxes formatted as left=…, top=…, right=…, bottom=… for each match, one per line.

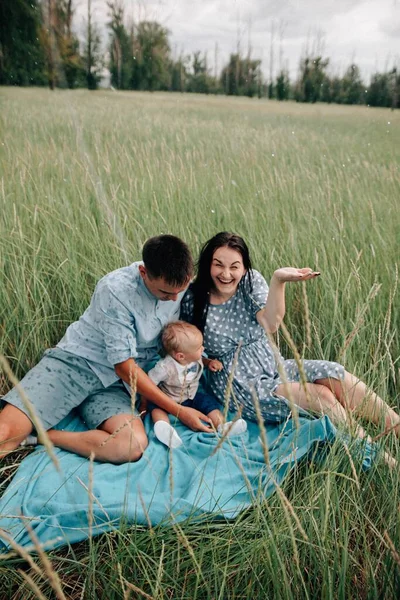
left=218, top=419, right=247, bottom=437
left=153, top=421, right=183, bottom=449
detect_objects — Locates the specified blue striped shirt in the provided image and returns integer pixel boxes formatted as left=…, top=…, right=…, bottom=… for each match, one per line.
left=57, top=262, right=183, bottom=386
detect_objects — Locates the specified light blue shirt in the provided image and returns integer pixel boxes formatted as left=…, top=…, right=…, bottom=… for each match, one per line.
left=57, top=262, right=183, bottom=387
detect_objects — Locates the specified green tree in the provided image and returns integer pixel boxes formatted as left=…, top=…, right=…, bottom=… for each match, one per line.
left=0, top=0, right=46, bottom=86
left=131, top=21, right=171, bottom=91
left=268, top=81, right=275, bottom=99
left=186, top=52, right=218, bottom=94
left=169, top=55, right=189, bottom=92
left=367, top=68, right=400, bottom=108
left=295, top=56, right=329, bottom=103
left=389, top=67, right=400, bottom=109
left=321, top=75, right=342, bottom=104
left=221, top=53, right=262, bottom=97
left=367, top=72, right=391, bottom=107
left=275, top=69, right=290, bottom=100
left=341, top=64, right=364, bottom=104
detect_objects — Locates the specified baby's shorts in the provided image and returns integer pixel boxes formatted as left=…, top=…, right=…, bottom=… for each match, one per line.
left=2, top=347, right=139, bottom=431
left=148, top=390, right=222, bottom=416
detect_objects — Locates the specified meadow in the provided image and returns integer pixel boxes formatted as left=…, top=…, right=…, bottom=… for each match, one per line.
left=0, top=87, right=399, bottom=598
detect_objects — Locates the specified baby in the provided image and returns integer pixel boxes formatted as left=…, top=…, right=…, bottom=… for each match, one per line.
left=145, top=320, right=247, bottom=448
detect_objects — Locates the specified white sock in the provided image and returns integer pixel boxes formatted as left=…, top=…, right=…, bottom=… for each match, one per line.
left=154, top=421, right=183, bottom=449
left=20, top=434, right=38, bottom=447
left=218, top=419, right=247, bottom=437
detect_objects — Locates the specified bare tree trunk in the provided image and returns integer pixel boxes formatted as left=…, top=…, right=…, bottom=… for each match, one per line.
left=47, top=0, right=55, bottom=90
left=87, top=0, right=92, bottom=88
left=278, top=19, right=286, bottom=73
left=269, top=19, right=275, bottom=98
left=247, top=17, right=251, bottom=96
left=114, top=37, right=122, bottom=89
left=66, top=0, right=73, bottom=38
left=258, top=48, right=264, bottom=98
left=214, top=42, right=218, bottom=82
left=235, top=18, right=240, bottom=94
left=180, top=55, right=184, bottom=93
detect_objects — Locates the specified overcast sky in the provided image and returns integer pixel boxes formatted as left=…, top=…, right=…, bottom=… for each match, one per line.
left=75, top=0, right=400, bottom=81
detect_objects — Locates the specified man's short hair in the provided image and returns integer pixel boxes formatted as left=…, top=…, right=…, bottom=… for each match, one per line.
left=142, top=235, right=193, bottom=286
left=162, top=321, right=201, bottom=354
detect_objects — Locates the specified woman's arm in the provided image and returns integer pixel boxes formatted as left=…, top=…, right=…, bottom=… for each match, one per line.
left=256, top=268, right=320, bottom=334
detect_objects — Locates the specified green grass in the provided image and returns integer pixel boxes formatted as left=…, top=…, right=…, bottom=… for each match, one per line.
left=0, top=87, right=399, bottom=598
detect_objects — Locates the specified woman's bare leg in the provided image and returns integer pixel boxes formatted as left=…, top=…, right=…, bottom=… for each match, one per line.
left=276, top=381, right=396, bottom=468
left=275, top=382, right=368, bottom=439
left=315, top=372, right=400, bottom=437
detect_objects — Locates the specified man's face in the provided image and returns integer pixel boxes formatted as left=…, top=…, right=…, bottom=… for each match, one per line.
left=139, top=266, right=189, bottom=301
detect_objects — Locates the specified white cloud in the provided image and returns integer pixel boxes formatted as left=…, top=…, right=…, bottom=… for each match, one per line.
left=379, top=9, right=400, bottom=38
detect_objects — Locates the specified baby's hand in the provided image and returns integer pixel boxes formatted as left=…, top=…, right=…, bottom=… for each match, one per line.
left=208, top=359, right=223, bottom=372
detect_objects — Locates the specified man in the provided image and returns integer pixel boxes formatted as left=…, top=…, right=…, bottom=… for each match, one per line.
left=0, top=235, right=212, bottom=463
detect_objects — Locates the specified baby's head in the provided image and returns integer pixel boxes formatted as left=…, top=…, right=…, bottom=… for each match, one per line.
left=162, top=321, right=204, bottom=365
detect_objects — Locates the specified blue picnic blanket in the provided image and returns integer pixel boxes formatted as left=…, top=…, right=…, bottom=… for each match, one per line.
left=0, top=412, right=374, bottom=553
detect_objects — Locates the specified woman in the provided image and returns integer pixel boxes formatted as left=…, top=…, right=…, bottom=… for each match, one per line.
left=180, top=232, right=400, bottom=444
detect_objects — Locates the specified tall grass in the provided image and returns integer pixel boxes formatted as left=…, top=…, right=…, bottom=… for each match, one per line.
left=0, top=88, right=399, bottom=598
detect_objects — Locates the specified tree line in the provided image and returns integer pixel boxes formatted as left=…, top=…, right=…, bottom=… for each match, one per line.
left=1, top=0, right=399, bottom=109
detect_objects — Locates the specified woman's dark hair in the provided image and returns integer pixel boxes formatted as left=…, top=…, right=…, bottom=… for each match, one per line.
left=191, top=232, right=253, bottom=332
left=142, top=235, right=193, bottom=286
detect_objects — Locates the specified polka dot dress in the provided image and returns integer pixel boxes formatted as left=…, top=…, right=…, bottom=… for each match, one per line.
left=181, top=270, right=345, bottom=423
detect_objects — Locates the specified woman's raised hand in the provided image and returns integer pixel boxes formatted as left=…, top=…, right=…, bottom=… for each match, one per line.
left=272, top=267, right=320, bottom=283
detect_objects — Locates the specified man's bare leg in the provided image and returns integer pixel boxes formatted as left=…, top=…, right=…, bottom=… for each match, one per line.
left=0, top=404, right=33, bottom=457
left=47, top=413, right=148, bottom=464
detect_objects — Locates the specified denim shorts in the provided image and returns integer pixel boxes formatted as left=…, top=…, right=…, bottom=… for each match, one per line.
left=2, top=347, right=138, bottom=431
left=148, top=390, right=222, bottom=416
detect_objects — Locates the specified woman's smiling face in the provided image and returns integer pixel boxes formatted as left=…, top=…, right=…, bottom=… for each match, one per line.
left=210, top=246, right=246, bottom=298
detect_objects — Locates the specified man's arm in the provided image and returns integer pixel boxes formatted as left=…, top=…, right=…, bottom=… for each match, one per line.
left=115, top=358, right=212, bottom=432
